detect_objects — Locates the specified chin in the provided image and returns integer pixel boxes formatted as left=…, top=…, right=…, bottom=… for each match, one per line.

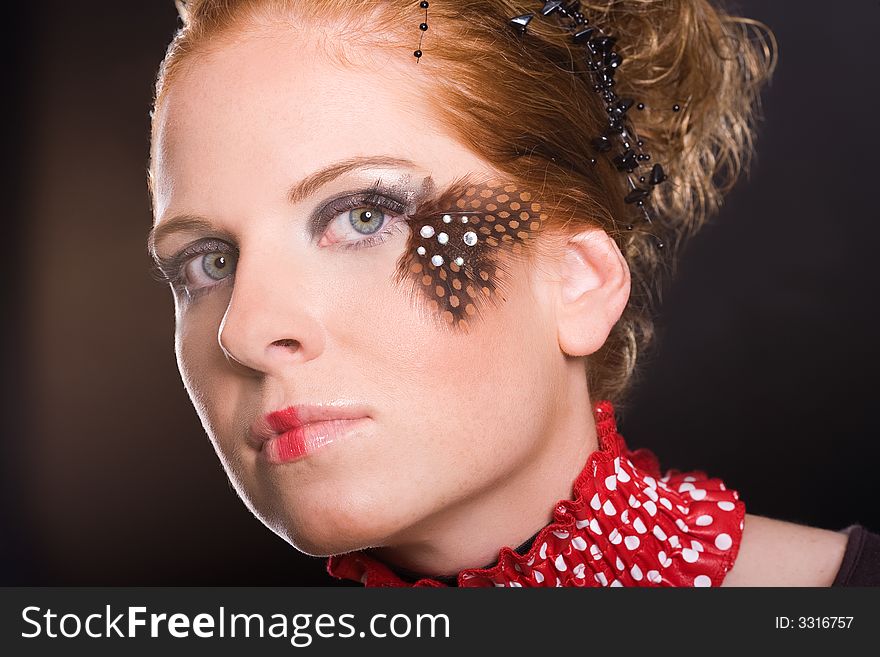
left=253, top=485, right=416, bottom=557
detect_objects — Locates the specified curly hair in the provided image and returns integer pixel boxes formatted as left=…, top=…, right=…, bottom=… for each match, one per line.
left=153, top=0, right=777, bottom=408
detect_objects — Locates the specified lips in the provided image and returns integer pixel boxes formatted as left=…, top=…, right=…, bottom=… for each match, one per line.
left=249, top=404, right=371, bottom=464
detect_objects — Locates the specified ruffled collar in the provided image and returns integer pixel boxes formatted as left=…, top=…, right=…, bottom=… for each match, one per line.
left=326, top=400, right=745, bottom=587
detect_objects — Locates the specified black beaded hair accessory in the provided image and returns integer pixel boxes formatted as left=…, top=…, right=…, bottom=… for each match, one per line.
left=414, top=1, right=430, bottom=62
left=512, top=1, right=673, bottom=247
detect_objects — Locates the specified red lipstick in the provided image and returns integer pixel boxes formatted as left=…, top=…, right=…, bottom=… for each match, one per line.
left=250, top=404, right=371, bottom=464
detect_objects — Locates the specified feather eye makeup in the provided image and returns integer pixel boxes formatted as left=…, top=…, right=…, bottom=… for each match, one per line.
left=395, top=177, right=548, bottom=333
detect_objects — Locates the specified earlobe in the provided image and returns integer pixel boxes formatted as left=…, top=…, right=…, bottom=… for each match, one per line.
left=555, top=229, right=631, bottom=357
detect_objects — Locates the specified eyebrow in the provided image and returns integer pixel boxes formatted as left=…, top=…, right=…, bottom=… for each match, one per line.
left=147, top=155, right=419, bottom=258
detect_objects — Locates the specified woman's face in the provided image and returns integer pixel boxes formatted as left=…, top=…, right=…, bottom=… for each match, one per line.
left=149, top=24, right=578, bottom=556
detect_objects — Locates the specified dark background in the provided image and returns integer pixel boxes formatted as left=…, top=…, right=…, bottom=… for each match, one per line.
left=2, top=1, right=878, bottom=585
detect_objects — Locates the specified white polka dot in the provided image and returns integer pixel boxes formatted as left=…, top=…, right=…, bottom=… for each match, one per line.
left=494, top=582, right=506, bottom=587
left=575, top=518, right=589, bottom=529
left=620, top=509, right=630, bottom=524
left=689, top=488, right=707, bottom=501
left=595, top=572, right=608, bottom=586
left=603, top=499, right=617, bottom=516
left=604, top=474, right=618, bottom=491
left=617, top=468, right=631, bottom=483
left=659, top=497, right=672, bottom=510
left=554, top=554, right=567, bottom=571
left=590, top=492, right=601, bottom=511
left=643, top=476, right=657, bottom=489
left=693, top=575, right=712, bottom=587
left=555, top=577, right=562, bottom=587
left=643, top=500, right=657, bottom=516
left=534, top=570, right=544, bottom=583
left=624, top=535, right=640, bottom=550
left=658, top=551, right=672, bottom=568
left=552, top=530, right=569, bottom=539
left=610, top=579, right=623, bottom=587
left=695, top=514, right=714, bottom=526
left=590, top=544, right=603, bottom=560
left=571, top=536, right=587, bottom=551
left=678, top=482, right=695, bottom=494
left=589, top=518, right=603, bottom=535
left=514, top=563, right=522, bottom=572
left=684, top=476, right=697, bottom=482
left=437, top=232, right=449, bottom=245
left=690, top=540, right=704, bottom=553
left=715, top=533, right=733, bottom=550
left=717, top=501, right=735, bottom=511
left=675, top=518, right=689, bottom=533
left=539, top=542, right=547, bottom=559
left=573, top=563, right=586, bottom=579
left=615, top=556, right=625, bottom=571
left=676, top=504, right=689, bottom=514
left=608, top=528, right=622, bottom=545
left=630, top=564, right=643, bottom=581
left=527, top=556, right=535, bottom=566
left=442, top=214, right=452, bottom=223
left=681, top=548, right=699, bottom=563
left=668, top=535, right=680, bottom=548
left=613, top=457, right=621, bottom=471
left=628, top=494, right=641, bottom=508
left=652, top=525, right=667, bottom=541
left=510, top=581, right=522, bottom=587
left=633, top=517, right=648, bottom=534
left=647, top=570, right=662, bottom=584
left=643, top=487, right=659, bottom=502
left=416, top=246, right=426, bottom=256
left=462, top=231, right=477, bottom=246
left=431, top=255, right=444, bottom=266
left=420, top=225, right=435, bottom=238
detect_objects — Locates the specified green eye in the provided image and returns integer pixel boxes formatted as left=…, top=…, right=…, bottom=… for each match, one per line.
left=201, top=252, right=236, bottom=280
left=349, top=207, right=385, bottom=235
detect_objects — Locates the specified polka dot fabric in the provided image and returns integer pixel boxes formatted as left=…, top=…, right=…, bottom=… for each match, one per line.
left=327, top=400, right=746, bottom=587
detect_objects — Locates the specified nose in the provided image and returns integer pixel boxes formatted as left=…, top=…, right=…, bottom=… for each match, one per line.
left=217, top=250, right=325, bottom=376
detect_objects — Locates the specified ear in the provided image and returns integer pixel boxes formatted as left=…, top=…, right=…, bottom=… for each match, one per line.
left=541, top=228, right=631, bottom=357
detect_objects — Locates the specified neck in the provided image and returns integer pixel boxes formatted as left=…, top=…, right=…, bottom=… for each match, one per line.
left=366, top=377, right=598, bottom=578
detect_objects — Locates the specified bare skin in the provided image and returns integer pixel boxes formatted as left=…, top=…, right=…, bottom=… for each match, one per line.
left=721, top=514, right=849, bottom=586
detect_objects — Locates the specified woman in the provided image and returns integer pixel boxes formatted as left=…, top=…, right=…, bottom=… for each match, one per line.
left=146, top=0, right=879, bottom=586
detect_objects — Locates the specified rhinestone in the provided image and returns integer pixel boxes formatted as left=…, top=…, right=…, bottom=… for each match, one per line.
left=463, top=231, right=478, bottom=246
left=420, top=225, right=435, bottom=238
left=431, top=255, right=444, bottom=267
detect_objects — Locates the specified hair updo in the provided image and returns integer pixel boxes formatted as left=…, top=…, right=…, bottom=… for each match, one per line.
left=153, top=0, right=777, bottom=407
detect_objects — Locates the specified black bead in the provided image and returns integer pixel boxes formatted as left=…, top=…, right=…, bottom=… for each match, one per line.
left=541, top=0, right=564, bottom=16
left=573, top=26, right=596, bottom=43
left=611, top=97, right=634, bottom=118
left=637, top=103, right=645, bottom=110
left=624, top=187, right=651, bottom=204
left=419, top=23, right=428, bottom=31
left=637, top=140, right=644, bottom=147
left=649, top=163, right=667, bottom=185
left=589, top=36, right=617, bottom=54
left=414, top=50, right=422, bottom=58
left=591, top=135, right=612, bottom=152
left=613, top=149, right=638, bottom=171
left=420, top=1, right=429, bottom=8
left=509, top=14, right=534, bottom=32
left=605, top=52, right=623, bottom=69
left=639, top=176, right=646, bottom=183
left=672, top=104, right=681, bottom=112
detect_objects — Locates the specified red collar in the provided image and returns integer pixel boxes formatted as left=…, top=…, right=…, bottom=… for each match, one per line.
left=327, top=400, right=745, bottom=587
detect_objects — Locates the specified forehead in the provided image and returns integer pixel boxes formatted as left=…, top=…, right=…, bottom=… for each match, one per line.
left=151, top=25, right=485, bottom=220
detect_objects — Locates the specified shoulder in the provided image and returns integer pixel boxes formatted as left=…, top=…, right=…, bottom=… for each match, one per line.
left=720, top=513, right=849, bottom=586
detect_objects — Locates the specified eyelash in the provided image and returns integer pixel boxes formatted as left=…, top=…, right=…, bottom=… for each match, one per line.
left=151, top=190, right=410, bottom=295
